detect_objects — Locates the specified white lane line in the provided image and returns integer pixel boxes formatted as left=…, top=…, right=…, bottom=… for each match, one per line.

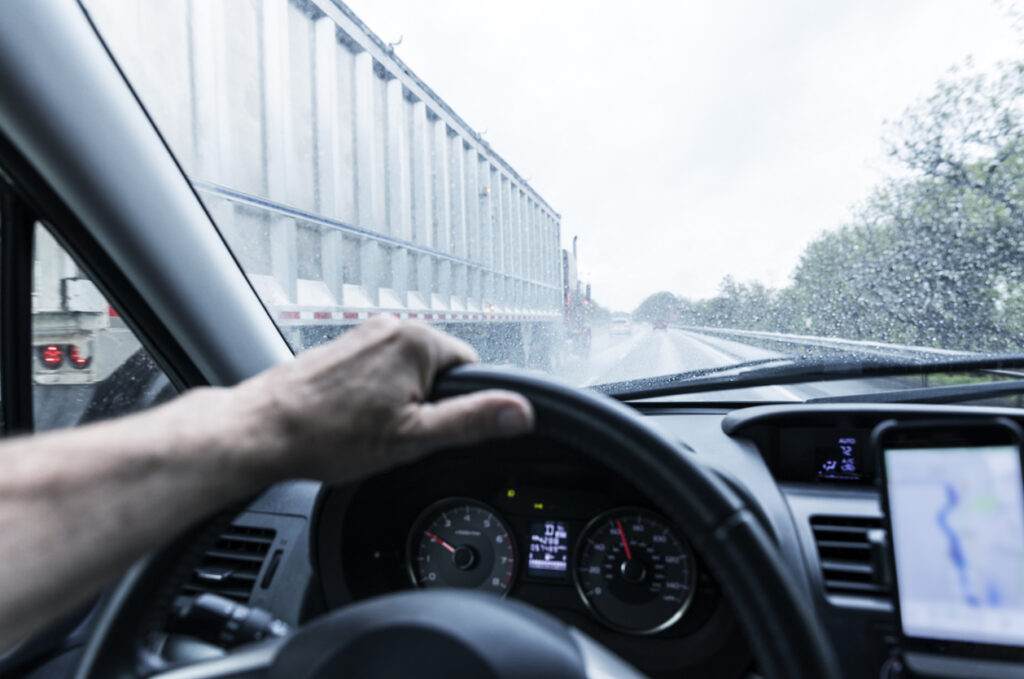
left=680, top=331, right=802, bottom=401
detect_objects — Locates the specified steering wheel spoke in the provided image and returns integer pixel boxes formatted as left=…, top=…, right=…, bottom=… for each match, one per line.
left=143, top=591, right=638, bottom=679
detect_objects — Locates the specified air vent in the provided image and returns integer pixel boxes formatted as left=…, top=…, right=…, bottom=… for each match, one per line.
left=810, top=516, right=890, bottom=598
left=181, top=525, right=276, bottom=603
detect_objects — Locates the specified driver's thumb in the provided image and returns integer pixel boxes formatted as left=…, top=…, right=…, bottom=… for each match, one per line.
left=404, top=390, right=534, bottom=451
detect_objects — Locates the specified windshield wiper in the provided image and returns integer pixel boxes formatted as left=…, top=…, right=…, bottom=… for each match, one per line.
left=597, top=353, right=1024, bottom=401
left=591, top=357, right=798, bottom=395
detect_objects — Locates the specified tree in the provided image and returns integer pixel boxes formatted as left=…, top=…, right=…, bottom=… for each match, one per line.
left=687, top=276, right=782, bottom=331
left=882, top=58, right=1024, bottom=349
left=890, top=58, right=1024, bottom=250
left=683, top=56, right=1024, bottom=352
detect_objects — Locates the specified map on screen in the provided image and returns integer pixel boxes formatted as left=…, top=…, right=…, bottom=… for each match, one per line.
left=886, top=445, right=1024, bottom=647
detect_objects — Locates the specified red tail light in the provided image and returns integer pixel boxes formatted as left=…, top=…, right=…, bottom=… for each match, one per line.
left=69, top=345, right=91, bottom=369
left=39, top=345, right=63, bottom=369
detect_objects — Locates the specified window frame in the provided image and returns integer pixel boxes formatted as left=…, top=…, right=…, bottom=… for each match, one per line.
left=0, top=131, right=206, bottom=429
left=0, top=186, right=34, bottom=433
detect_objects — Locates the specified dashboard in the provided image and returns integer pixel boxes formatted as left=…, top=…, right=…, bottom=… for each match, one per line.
left=166, top=402, right=1024, bottom=678
left=316, top=442, right=750, bottom=678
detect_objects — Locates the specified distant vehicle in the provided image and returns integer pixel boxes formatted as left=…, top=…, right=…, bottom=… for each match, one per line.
left=610, top=318, right=632, bottom=335
left=652, top=320, right=669, bottom=331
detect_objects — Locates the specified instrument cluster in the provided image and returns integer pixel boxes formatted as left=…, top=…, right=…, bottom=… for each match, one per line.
left=320, top=442, right=738, bottom=650
left=318, top=441, right=751, bottom=676
left=405, top=497, right=697, bottom=634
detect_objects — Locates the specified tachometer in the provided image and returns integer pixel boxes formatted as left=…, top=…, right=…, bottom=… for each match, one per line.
left=574, top=508, right=696, bottom=634
left=406, top=498, right=516, bottom=596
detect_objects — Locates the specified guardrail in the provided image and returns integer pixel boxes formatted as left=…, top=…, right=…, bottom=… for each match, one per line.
left=680, top=326, right=1024, bottom=380
left=679, top=325, right=975, bottom=360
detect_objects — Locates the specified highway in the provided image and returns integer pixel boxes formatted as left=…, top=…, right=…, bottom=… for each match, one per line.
left=33, top=324, right=920, bottom=433
left=554, top=325, right=911, bottom=401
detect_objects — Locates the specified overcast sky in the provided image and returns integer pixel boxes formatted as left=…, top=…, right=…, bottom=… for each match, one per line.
left=344, top=0, right=1021, bottom=312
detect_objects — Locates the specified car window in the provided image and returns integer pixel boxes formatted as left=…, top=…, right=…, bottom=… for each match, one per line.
left=83, top=0, right=1024, bottom=402
left=32, top=223, right=175, bottom=432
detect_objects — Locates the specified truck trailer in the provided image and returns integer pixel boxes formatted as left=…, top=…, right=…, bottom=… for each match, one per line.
left=33, top=0, right=590, bottom=393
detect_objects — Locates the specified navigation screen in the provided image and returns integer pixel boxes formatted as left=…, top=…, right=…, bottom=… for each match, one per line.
left=528, top=520, right=569, bottom=578
left=886, top=445, right=1024, bottom=647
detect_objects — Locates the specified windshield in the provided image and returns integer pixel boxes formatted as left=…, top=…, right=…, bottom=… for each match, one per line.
left=84, top=0, right=1024, bottom=403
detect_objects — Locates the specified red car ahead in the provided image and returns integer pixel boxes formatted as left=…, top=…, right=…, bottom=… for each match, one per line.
left=652, top=320, right=669, bottom=330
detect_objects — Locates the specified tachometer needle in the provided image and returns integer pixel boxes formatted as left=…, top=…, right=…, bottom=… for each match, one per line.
left=425, top=530, right=456, bottom=553
left=616, top=520, right=633, bottom=560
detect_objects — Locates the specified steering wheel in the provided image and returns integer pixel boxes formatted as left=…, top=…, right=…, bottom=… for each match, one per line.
left=75, top=366, right=839, bottom=679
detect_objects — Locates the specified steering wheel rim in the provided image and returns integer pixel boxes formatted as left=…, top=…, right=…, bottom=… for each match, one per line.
left=75, top=365, right=839, bottom=679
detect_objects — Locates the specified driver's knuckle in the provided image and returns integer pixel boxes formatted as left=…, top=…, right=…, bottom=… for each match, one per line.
left=364, top=315, right=401, bottom=338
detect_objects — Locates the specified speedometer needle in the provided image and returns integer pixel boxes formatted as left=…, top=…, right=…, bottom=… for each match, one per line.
left=616, top=520, right=633, bottom=560
left=425, top=530, right=456, bottom=553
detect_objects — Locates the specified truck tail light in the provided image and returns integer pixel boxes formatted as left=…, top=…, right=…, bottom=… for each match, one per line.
left=69, top=345, right=91, bottom=369
left=39, top=345, right=63, bottom=369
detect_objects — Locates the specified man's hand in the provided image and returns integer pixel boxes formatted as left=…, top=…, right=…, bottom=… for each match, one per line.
left=236, top=317, right=534, bottom=484
left=0, top=319, right=533, bottom=650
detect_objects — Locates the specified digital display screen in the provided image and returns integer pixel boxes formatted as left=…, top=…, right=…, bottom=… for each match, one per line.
left=776, top=427, right=874, bottom=484
left=886, top=445, right=1024, bottom=647
left=816, top=435, right=862, bottom=481
left=528, top=520, right=569, bottom=578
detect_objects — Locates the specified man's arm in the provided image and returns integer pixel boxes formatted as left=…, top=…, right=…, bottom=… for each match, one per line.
left=0, top=318, right=533, bottom=651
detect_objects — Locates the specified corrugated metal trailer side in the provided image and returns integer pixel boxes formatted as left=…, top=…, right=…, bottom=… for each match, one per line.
left=87, top=0, right=564, bottom=335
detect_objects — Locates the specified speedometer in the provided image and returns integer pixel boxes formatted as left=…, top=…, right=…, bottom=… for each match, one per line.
left=574, top=508, right=696, bottom=634
left=406, top=498, right=516, bottom=596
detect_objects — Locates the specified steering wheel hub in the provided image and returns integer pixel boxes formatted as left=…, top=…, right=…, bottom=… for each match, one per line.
left=266, top=590, right=636, bottom=679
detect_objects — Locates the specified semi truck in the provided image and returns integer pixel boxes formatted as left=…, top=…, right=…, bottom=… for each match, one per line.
left=32, top=0, right=591, bottom=390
